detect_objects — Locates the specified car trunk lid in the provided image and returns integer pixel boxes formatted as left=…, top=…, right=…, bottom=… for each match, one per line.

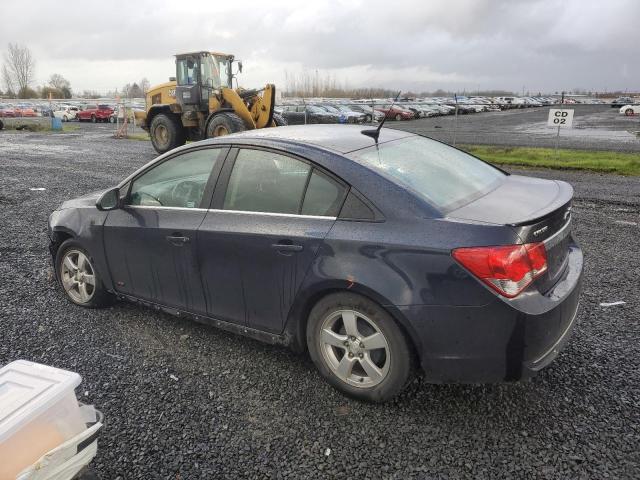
left=447, top=175, right=574, bottom=293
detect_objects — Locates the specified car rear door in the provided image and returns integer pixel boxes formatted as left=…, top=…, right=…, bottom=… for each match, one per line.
left=103, top=147, right=227, bottom=314
left=197, top=147, right=348, bottom=333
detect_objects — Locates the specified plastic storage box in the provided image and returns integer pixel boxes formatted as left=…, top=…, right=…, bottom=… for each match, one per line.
left=0, top=360, right=87, bottom=479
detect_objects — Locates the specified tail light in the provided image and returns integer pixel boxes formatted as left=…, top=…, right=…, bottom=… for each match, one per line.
left=452, top=243, right=548, bottom=298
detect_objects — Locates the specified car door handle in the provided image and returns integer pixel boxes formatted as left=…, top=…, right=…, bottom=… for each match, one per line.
left=166, top=234, right=190, bottom=246
left=271, top=243, right=303, bottom=252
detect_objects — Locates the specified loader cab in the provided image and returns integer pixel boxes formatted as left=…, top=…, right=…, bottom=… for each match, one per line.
left=175, top=52, right=234, bottom=111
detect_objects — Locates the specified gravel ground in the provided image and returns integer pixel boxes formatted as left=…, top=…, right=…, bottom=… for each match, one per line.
left=1, top=126, right=639, bottom=479
left=392, top=104, right=640, bottom=152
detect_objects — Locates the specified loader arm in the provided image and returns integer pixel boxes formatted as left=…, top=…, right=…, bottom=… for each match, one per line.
left=220, top=88, right=256, bottom=129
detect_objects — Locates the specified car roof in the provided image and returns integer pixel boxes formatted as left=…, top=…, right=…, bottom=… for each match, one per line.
left=203, top=124, right=417, bottom=154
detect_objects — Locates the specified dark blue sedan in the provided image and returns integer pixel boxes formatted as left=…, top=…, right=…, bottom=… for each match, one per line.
left=48, top=125, right=583, bottom=401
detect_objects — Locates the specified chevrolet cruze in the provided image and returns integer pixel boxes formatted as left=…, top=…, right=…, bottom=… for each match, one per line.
left=48, top=125, right=583, bottom=402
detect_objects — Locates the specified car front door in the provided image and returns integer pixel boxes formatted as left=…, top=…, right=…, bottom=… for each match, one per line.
left=103, top=147, right=227, bottom=314
left=197, top=147, right=347, bottom=333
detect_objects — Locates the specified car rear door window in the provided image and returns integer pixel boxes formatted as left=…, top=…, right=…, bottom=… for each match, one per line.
left=223, top=149, right=311, bottom=214
left=301, top=169, right=346, bottom=217
left=129, top=149, right=219, bottom=208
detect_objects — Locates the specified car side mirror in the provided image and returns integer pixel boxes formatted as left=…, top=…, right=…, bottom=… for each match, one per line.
left=96, top=187, right=120, bottom=211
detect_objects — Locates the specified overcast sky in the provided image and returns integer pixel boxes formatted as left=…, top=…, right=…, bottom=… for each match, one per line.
left=2, top=0, right=638, bottom=95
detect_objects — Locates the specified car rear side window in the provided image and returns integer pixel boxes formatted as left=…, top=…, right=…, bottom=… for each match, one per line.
left=223, top=149, right=311, bottom=214
left=129, top=149, right=219, bottom=208
left=348, top=136, right=505, bottom=212
left=301, top=170, right=346, bottom=217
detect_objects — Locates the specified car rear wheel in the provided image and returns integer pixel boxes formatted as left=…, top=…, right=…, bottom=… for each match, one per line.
left=307, top=292, right=413, bottom=402
left=395, top=113, right=402, bottom=121
left=625, top=108, right=634, bottom=116
left=91, top=115, right=96, bottom=123
left=56, top=240, right=112, bottom=308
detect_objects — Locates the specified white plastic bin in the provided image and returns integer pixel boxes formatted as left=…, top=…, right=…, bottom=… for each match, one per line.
left=0, top=360, right=86, bottom=479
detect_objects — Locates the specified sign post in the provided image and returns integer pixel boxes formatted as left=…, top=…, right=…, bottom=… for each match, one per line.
left=547, top=93, right=573, bottom=157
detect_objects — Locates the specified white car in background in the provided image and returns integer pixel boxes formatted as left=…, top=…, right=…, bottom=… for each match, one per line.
left=619, top=104, right=640, bottom=116
left=53, top=106, right=78, bottom=122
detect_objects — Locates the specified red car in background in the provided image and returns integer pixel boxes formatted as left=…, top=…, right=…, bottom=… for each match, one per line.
left=77, top=105, right=114, bottom=123
left=13, top=107, right=37, bottom=117
left=0, top=105, right=15, bottom=117
left=375, top=105, right=415, bottom=121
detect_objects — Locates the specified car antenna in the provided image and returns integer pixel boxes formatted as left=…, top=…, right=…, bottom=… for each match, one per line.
left=361, top=90, right=402, bottom=144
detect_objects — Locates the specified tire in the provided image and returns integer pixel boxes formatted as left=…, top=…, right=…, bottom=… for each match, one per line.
left=365, top=114, right=372, bottom=123
left=306, top=292, right=413, bottom=402
left=150, top=113, right=186, bottom=154
left=63, top=116, right=68, bottom=122
left=625, top=108, right=634, bottom=116
left=91, top=115, right=96, bottom=123
left=395, top=113, right=402, bottom=121
left=55, top=239, right=112, bottom=308
left=272, top=112, right=288, bottom=126
left=206, top=112, right=246, bottom=138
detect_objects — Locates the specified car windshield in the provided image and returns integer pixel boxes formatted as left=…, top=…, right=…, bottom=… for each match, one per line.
left=348, top=136, right=505, bottom=212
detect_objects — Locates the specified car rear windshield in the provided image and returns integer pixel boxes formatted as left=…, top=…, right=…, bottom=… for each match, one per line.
left=348, top=136, right=505, bottom=212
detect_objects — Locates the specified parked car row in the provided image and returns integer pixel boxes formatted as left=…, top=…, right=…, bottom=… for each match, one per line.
left=0, top=104, right=37, bottom=118
left=275, top=95, right=560, bottom=125
left=0, top=101, right=145, bottom=122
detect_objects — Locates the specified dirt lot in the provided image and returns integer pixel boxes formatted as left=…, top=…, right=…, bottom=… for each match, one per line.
left=1, top=126, right=639, bottom=479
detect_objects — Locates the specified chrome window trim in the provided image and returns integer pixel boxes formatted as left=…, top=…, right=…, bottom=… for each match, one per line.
left=127, top=205, right=209, bottom=212
left=208, top=208, right=336, bottom=221
left=126, top=205, right=336, bottom=220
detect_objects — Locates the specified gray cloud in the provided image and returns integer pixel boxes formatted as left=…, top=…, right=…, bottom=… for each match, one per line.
left=1, top=0, right=638, bottom=93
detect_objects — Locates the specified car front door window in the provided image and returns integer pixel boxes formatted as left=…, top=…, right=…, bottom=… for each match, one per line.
left=129, top=149, right=218, bottom=209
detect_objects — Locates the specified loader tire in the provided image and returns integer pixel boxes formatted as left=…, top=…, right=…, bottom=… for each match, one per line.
left=150, top=113, right=186, bottom=154
left=272, top=113, right=288, bottom=127
left=206, top=112, right=246, bottom=137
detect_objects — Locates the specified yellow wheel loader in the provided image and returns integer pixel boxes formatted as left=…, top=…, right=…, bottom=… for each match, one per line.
left=141, top=51, right=286, bottom=154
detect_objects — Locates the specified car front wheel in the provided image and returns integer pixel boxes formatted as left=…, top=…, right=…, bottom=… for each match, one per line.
left=625, top=108, right=634, bottom=116
left=56, top=239, right=112, bottom=308
left=307, top=292, right=413, bottom=402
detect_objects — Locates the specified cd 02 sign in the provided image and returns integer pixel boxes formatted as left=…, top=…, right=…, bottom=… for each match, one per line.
left=547, top=108, right=574, bottom=127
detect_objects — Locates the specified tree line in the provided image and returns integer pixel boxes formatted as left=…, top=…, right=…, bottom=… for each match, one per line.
left=1, top=43, right=150, bottom=100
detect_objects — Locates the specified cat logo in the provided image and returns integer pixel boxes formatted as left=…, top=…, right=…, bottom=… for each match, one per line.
left=168, top=88, right=176, bottom=98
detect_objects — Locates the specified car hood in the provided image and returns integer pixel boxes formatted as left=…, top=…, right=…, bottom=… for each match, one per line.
left=57, top=190, right=103, bottom=210
left=447, top=175, right=573, bottom=225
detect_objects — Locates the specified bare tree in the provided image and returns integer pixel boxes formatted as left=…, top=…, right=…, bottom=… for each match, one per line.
left=1, top=64, right=14, bottom=95
left=140, top=77, right=150, bottom=94
left=49, top=73, right=70, bottom=90
left=3, top=43, right=35, bottom=95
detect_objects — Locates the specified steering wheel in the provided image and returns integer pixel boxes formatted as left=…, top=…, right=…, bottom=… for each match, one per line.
left=136, top=191, right=162, bottom=206
left=171, top=180, right=202, bottom=208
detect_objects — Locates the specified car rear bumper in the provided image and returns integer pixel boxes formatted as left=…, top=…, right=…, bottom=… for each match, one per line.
left=398, top=244, right=583, bottom=383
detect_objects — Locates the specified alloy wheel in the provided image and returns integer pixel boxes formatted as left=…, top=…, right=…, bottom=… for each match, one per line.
left=60, top=249, right=96, bottom=304
left=319, top=309, right=390, bottom=388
